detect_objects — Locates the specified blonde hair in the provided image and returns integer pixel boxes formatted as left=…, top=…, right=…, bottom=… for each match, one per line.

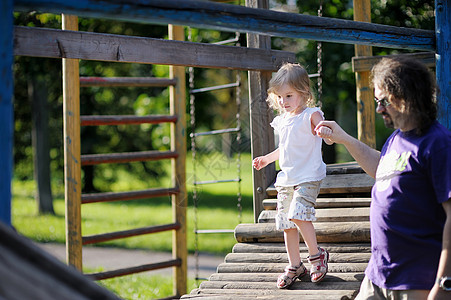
left=266, top=63, right=316, bottom=114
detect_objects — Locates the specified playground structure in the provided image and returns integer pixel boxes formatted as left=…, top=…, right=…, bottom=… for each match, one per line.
left=1, top=0, right=450, bottom=299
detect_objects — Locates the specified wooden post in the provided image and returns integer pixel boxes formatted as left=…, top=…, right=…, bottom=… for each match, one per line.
left=246, top=0, right=277, bottom=223
left=0, top=0, right=13, bottom=226
left=169, top=24, right=187, bottom=297
left=435, top=0, right=451, bottom=130
left=62, top=14, right=82, bottom=271
left=353, top=0, right=376, bottom=148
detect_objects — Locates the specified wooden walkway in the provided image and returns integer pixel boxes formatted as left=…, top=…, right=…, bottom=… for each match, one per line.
left=182, top=162, right=374, bottom=300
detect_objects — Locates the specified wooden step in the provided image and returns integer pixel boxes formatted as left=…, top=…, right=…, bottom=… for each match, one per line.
left=235, top=222, right=370, bottom=243
left=199, top=280, right=362, bottom=291
left=209, top=272, right=365, bottom=282
left=185, top=288, right=358, bottom=300
left=216, top=262, right=368, bottom=274
left=258, top=207, right=370, bottom=223
left=266, top=173, right=375, bottom=197
left=262, top=197, right=371, bottom=210
left=232, top=242, right=371, bottom=254
left=224, top=252, right=371, bottom=264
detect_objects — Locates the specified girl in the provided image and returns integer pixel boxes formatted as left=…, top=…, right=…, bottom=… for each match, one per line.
left=253, top=63, right=333, bottom=289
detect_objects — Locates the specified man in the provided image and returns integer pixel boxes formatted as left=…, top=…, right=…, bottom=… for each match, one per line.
left=316, top=57, right=451, bottom=300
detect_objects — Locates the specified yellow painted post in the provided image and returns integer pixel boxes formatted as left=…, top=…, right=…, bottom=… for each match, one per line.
left=62, top=14, right=82, bottom=271
left=353, top=0, right=376, bottom=148
left=169, top=24, right=187, bottom=297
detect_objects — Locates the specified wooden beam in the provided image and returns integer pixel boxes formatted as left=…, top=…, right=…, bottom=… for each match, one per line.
left=62, top=14, right=82, bottom=271
left=353, top=0, right=375, bottom=148
left=246, top=0, right=277, bottom=224
left=352, top=52, right=436, bottom=72
left=169, top=24, right=188, bottom=297
left=80, top=77, right=177, bottom=87
left=435, top=0, right=451, bottom=129
left=14, top=0, right=435, bottom=50
left=0, top=0, right=13, bottom=226
left=14, top=26, right=294, bottom=71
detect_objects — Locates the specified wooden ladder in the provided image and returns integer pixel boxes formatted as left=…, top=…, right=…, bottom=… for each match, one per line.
left=183, top=162, right=374, bottom=300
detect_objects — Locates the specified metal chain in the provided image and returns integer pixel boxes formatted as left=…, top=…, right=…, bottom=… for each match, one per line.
left=317, top=0, right=323, bottom=107
left=188, top=27, right=201, bottom=285
left=234, top=31, right=242, bottom=224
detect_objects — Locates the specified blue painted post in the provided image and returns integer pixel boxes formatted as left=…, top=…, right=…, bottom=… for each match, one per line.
left=0, top=0, right=14, bottom=226
left=436, top=0, right=451, bottom=129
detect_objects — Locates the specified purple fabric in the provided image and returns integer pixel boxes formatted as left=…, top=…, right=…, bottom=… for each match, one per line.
left=366, top=121, right=451, bottom=290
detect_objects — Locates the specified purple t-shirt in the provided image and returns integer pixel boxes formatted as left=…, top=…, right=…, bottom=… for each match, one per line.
left=366, top=121, right=451, bottom=290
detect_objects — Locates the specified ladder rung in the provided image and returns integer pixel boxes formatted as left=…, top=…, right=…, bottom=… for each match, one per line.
left=190, top=82, right=239, bottom=94
left=82, top=223, right=180, bottom=245
left=80, top=114, right=178, bottom=126
left=81, top=150, right=178, bottom=166
left=80, top=77, right=177, bottom=87
left=195, top=229, right=234, bottom=234
left=85, top=259, right=181, bottom=281
left=213, top=37, right=240, bottom=45
left=194, top=178, right=241, bottom=185
left=191, top=127, right=240, bottom=137
left=308, top=73, right=320, bottom=78
left=82, top=187, right=179, bottom=204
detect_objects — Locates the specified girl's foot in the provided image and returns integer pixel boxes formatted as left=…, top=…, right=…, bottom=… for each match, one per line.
left=308, top=247, right=329, bottom=283
left=277, top=263, right=307, bottom=289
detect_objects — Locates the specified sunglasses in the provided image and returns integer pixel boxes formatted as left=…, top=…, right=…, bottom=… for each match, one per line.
left=374, top=97, right=391, bottom=107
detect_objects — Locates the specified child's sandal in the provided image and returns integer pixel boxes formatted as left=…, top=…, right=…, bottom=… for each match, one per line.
left=277, top=263, right=307, bottom=289
left=308, top=247, right=329, bottom=283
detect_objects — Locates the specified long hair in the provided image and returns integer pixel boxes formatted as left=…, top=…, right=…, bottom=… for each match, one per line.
left=371, top=57, right=437, bottom=135
left=266, top=63, right=316, bottom=115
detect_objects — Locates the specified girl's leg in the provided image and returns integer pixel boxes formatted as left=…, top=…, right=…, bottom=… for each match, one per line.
left=292, top=219, right=318, bottom=256
left=284, top=228, right=301, bottom=266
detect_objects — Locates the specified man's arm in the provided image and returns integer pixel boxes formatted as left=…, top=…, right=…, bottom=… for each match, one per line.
left=315, top=120, right=380, bottom=178
left=429, top=199, right=451, bottom=300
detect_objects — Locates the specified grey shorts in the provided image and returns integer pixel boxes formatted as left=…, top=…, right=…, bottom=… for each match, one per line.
left=355, top=275, right=429, bottom=300
left=275, top=181, right=322, bottom=230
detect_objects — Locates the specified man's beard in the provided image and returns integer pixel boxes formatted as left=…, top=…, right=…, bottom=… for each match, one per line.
left=382, top=112, right=394, bottom=129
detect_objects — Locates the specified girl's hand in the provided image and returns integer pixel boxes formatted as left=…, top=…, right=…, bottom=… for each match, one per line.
left=253, top=156, right=268, bottom=170
left=316, top=125, right=334, bottom=145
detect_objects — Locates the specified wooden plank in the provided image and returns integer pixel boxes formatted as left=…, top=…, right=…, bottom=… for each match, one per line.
left=266, top=173, right=375, bottom=197
left=85, top=259, right=181, bottom=281
left=258, top=207, right=369, bottom=223
left=247, top=0, right=277, bottom=223
left=352, top=52, right=436, bottom=72
left=82, top=223, right=181, bottom=245
left=232, top=242, right=371, bottom=254
left=0, top=222, right=120, bottom=299
left=81, top=187, right=179, bottom=204
left=185, top=289, right=357, bottom=300
left=209, top=272, right=365, bottom=283
left=188, top=288, right=358, bottom=299
left=354, top=0, right=375, bottom=148
left=0, top=0, right=13, bottom=226
left=80, top=114, right=178, bottom=126
left=435, top=1, right=451, bottom=130
left=234, top=222, right=370, bottom=243
left=199, top=280, right=362, bottom=291
left=62, top=14, right=82, bottom=272
left=80, top=76, right=177, bottom=87
left=216, top=262, right=368, bottom=274
left=224, top=252, right=371, bottom=264
left=13, top=26, right=295, bottom=71
left=326, top=161, right=365, bottom=174
left=262, top=198, right=371, bottom=210
left=169, top=24, right=188, bottom=298
left=14, top=0, right=435, bottom=50
left=81, top=150, right=178, bottom=166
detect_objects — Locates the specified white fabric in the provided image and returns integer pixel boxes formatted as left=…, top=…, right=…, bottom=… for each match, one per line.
left=270, top=107, right=326, bottom=187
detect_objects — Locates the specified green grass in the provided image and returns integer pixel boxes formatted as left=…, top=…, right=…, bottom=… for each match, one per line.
left=11, top=152, right=254, bottom=299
